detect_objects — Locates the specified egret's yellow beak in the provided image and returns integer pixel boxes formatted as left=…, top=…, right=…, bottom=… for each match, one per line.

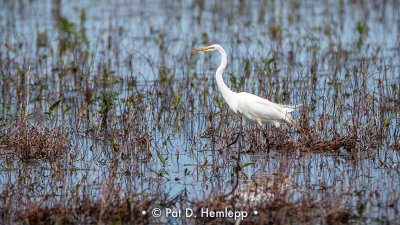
left=192, top=46, right=213, bottom=51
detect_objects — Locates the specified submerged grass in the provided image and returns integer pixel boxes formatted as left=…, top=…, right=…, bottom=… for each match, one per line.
left=0, top=0, right=400, bottom=224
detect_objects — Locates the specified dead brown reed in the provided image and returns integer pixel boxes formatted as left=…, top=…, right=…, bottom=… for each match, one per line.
left=19, top=196, right=153, bottom=224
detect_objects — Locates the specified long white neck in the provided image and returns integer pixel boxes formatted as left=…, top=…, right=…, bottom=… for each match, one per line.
left=215, top=47, right=236, bottom=110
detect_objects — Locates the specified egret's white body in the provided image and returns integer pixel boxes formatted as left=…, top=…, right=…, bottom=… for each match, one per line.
left=193, top=44, right=300, bottom=127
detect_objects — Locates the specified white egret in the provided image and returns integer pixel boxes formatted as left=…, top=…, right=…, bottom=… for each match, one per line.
left=192, top=44, right=301, bottom=130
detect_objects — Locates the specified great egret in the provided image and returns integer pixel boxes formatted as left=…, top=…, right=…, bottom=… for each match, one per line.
left=192, top=44, right=301, bottom=130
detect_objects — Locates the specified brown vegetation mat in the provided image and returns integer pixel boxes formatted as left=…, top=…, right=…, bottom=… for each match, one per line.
left=0, top=121, right=68, bottom=162
left=244, top=126, right=361, bottom=154
left=9, top=197, right=153, bottom=224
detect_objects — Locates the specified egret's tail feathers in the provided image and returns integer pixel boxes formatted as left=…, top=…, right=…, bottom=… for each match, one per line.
left=279, top=104, right=303, bottom=109
left=280, top=104, right=303, bottom=113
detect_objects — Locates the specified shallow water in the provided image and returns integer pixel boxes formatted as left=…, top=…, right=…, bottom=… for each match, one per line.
left=1, top=0, right=399, bottom=224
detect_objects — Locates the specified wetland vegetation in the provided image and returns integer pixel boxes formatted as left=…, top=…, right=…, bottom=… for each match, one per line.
left=0, top=0, right=399, bottom=224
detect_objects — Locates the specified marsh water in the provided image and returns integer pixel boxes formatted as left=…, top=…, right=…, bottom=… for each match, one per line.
left=1, top=0, right=400, bottom=224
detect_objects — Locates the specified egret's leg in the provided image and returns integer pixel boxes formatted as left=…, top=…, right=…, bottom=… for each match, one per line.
left=238, top=116, right=245, bottom=152
left=263, top=129, right=272, bottom=153
left=227, top=116, right=245, bottom=148
left=247, top=119, right=263, bottom=152
left=233, top=117, right=244, bottom=176
left=256, top=118, right=263, bottom=127
left=221, top=116, right=243, bottom=198
left=227, top=128, right=241, bottom=147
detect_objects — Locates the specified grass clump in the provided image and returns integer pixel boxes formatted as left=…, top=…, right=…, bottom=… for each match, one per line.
left=0, top=121, right=68, bottom=162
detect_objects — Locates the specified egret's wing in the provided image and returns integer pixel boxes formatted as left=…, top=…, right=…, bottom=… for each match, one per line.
left=246, top=93, right=302, bottom=113
left=237, top=93, right=286, bottom=118
left=237, top=92, right=299, bottom=125
left=249, top=94, right=288, bottom=114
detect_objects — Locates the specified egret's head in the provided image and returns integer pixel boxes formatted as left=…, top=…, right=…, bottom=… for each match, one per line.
left=192, top=44, right=221, bottom=52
